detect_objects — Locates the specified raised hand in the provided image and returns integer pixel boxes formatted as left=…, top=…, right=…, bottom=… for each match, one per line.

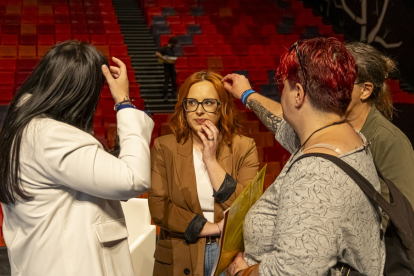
left=197, top=120, right=220, bottom=164
left=102, top=57, right=129, bottom=104
left=221, top=74, right=252, bottom=99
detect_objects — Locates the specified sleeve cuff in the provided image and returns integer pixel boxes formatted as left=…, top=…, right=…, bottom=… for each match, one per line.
left=213, top=173, right=237, bottom=203
left=184, top=214, right=207, bottom=243
left=116, top=105, right=137, bottom=112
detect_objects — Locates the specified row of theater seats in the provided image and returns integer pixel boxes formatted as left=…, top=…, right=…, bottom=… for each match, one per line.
left=0, top=0, right=143, bottom=150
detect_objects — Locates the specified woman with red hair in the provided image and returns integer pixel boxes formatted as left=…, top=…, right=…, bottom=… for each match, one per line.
left=148, top=71, right=259, bottom=276
left=223, top=38, right=385, bottom=275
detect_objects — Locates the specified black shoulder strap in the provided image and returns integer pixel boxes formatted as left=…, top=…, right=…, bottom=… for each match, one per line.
left=288, top=153, right=389, bottom=208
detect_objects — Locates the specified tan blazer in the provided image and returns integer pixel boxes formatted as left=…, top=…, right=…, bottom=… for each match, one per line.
left=149, top=134, right=259, bottom=276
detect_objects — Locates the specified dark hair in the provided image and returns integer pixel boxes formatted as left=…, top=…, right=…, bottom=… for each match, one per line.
left=345, top=42, right=396, bottom=120
left=169, top=36, right=178, bottom=45
left=276, top=37, right=357, bottom=115
left=0, top=40, right=108, bottom=204
left=169, top=71, right=242, bottom=145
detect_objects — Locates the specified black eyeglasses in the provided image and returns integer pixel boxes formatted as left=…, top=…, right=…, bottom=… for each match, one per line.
left=289, top=41, right=307, bottom=91
left=182, top=98, right=221, bottom=113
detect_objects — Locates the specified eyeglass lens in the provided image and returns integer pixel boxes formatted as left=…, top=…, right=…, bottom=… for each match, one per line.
left=184, top=98, right=219, bottom=113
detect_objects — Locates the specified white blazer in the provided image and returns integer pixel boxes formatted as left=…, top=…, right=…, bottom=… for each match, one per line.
left=2, top=108, right=154, bottom=276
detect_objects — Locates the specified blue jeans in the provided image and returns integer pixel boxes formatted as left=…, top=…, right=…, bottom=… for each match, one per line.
left=204, top=242, right=225, bottom=276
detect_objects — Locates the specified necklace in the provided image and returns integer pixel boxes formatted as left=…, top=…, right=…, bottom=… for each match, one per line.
left=300, top=120, right=346, bottom=149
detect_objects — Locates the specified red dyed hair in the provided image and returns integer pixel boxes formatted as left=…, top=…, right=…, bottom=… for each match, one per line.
left=169, top=71, right=242, bottom=144
left=276, top=37, right=357, bottom=114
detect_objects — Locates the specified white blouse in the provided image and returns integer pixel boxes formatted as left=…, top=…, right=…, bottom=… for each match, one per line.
left=193, top=149, right=215, bottom=223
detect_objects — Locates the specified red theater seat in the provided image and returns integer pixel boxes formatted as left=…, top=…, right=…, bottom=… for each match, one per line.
left=72, top=34, right=90, bottom=42
left=215, top=45, right=232, bottom=56
left=188, top=57, right=207, bottom=70
left=55, top=24, right=71, bottom=34
left=201, top=24, right=217, bottom=34
left=110, top=45, right=128, bottom=56
left=104, top=24, right=120, bottom=34
left=37, top=24, right=55, bottom=34
left=0, top=58, right=16, bottom=70
left=90, top=34, right=107, bottom=45
left=18, top=45, right=36, bottom=57
left=265, top=146, right=291, bottom=162
left=55, top=33, right=72, bottom=43
left=207, top=57, right=223, bottom=70
left=2, top=24, right=20, bottom=34
left=15, top=71, right=31, bottom=85
left=16, top=58, right=37, bottom=70
left=37, top=34, right=54, bottom=45
left=249, top=45, right=264, bottom=56
left=198, top=45, right=215, bottom=56
left=240, top=57, right=256, bottom=69
left=0, top=71, right=15, bottom=84
left=107, top=34, right=124, bottom=45
left=19, top=34, right=36, bottom=45
left=249, top=70, right=267, bottom=83
left=95, top=45, right=109, bottom=56
left=170, top=24, right=187, bottom=35
left=54, top=6, right=69, bottom=15
left=193, top=35, right=209, bottom=45
left=232, top=45, right=249, bottom=56
left=88, top=24, right=106, bottom=34
left=208, top=34, right=224, bottom=45
left=1, top=34, right=18, bottom=45
left=37, top=45, right=52, bottom=57
left=0, top=45, right=17, bottom=57
left=182, top=15, right=195, bottom=25
left=196, top=16, right=209, bottom=25
left=249, top=132, right=275, bottom=147
left=175, top=57, right=188, bottom=69
left=240, top=120, right=260, bottom=133
left=182, top=46, right=198, bottom=56
left=167, top=16, right=181, bottom=25
left=223, top=57, right=240, bottom=70
left=0, top=86, right=14, bottom=102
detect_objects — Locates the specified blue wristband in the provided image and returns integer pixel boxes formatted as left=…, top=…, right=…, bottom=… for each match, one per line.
left=116, top=104, right=137, bottom=112
left=241, top=89, right=256, bottom=105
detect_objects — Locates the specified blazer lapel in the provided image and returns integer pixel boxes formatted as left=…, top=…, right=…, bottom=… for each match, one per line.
left=175, top=137, right=203, bottom=215
left=217, top=141, right=233, bottom=177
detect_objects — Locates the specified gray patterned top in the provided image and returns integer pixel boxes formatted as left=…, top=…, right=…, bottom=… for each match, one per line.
left=244, top=120, right=385, bottom=275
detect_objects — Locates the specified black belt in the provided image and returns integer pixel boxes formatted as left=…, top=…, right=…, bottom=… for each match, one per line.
left=205, top=236, right=219, bottom=244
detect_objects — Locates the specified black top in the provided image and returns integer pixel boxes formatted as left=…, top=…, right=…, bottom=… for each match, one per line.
left=158, top=45, right=175, bottom=57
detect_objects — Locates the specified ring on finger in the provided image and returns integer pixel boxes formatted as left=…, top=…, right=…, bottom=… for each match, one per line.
left=208, top=137, right=214, bottom=141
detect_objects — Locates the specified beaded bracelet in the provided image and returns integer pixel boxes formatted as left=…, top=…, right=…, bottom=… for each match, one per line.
left=240, top=89, right=256, bottom=105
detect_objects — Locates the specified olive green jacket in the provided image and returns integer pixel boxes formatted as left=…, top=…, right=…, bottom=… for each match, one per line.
left=361, top=106, right=414, bottom=207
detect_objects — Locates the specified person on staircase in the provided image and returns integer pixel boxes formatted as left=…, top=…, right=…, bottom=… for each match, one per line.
left=156, top=36, right=178, bottom=101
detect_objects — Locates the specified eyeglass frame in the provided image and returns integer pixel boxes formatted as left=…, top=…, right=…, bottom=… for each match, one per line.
left=289, top=41, right=308, bottom=92
left=182, top=98, right=222, bottom=113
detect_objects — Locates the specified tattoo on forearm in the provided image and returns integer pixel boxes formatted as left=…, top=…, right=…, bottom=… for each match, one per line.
left=247, top=99, right=282, bottom=133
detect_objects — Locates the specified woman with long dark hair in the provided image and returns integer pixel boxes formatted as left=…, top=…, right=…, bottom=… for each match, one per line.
left=0, top=41, right=154, bottom=276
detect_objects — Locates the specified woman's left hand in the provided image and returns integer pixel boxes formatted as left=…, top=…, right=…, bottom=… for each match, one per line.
left=227, top=252, right=249, bottom=276
left=197, top=120, right=220, bottom=164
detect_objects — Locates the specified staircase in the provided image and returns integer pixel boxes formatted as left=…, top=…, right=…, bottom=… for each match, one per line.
left=112, top=0, right=177, bottom=113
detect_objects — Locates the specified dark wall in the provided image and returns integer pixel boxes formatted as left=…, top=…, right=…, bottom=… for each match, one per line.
left=393, top=103, right=414, bottom=143
left=303, top=0, right=414, bottom=89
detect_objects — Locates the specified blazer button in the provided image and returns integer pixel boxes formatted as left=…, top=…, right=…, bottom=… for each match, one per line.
left=184, top=268, right=190, bottom=275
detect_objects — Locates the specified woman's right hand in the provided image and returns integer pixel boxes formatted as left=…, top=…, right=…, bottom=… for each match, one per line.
left=102, top=57, right=130, bottom=104
left=222, top=74, right=252, bottom=99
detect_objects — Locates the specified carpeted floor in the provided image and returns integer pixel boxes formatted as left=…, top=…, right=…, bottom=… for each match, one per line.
left=0, top=248, right=10, bottom=275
